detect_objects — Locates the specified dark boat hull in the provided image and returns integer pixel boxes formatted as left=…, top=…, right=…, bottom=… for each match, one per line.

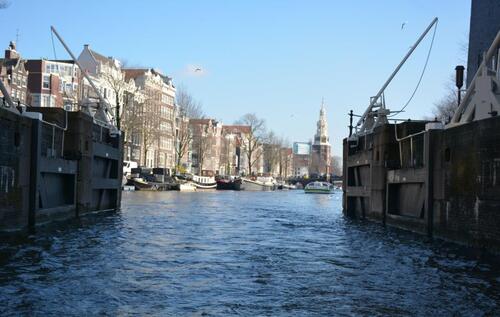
left=216, top=180, right=243, bottom=190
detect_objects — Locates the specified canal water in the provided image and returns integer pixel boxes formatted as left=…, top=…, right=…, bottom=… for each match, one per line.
left=0, top=191, right=499, bottom=316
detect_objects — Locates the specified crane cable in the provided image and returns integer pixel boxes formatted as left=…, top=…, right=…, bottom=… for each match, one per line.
left=389, top=20, right=438, bottom=117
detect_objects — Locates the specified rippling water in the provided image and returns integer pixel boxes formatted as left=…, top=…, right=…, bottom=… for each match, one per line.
left=1, top=191, right=499, bottom=316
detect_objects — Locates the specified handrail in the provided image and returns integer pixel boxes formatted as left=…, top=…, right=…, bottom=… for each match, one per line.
left=394, top=123, right=426, bottom=168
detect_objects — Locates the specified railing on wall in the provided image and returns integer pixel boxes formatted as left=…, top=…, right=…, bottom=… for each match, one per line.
left=41, top=122, right=65, bottom=158
left=395, top=125, right=425, bottom=169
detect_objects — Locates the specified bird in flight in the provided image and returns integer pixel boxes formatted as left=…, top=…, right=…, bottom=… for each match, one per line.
left=195, top=68, right=202, bottom=72
left=401, top=21, right=408, bottom=30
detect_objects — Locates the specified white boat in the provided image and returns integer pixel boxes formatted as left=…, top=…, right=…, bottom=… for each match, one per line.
left=283, top=184, right=297, bottom=190
left=242, top=176, right=276, bottom=191
left=304, top=181, right=332, bottom=194
left=179, top=183, right=197, bottom=191
left=191, top=175, right=217, bottom=189
left=123, top=185, right=135, bottom=191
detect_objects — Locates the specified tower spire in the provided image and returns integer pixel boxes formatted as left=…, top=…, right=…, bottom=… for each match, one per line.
left=314, top=99, right=329, bottom=145
left=311, top=98, right=332, bottom=176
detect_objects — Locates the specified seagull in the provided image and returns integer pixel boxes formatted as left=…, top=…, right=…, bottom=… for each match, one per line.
left=195, top=68, right=202, bottom=72
left=401, top=21, right=408, bottom=30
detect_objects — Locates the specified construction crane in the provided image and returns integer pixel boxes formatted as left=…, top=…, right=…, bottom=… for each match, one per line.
left=50, top=26, right=119, bottom=135
left=352, top=17, right=438, bottom=138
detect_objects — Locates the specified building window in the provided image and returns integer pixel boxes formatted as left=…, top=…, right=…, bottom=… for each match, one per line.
left=42, top=95, right=50, bottom=107
left=43, top=75, right=50, bottom=89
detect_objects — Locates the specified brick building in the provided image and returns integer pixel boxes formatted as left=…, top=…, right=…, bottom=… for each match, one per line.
left=25, top=59, right=80, bottom=108
left=221, top=125, right=252, bottom=176
left=189, top=118, right=222, bottom=176
left=292, top=141, right=311, bottom=177
left=0, top=41, right=28, bottom=104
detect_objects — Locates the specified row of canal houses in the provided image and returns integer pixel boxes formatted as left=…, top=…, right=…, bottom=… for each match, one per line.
left=0, top=40, right=295, bottom=178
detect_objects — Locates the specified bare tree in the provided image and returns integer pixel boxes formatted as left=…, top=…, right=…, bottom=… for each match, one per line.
left=235, top=113, right=266, bottom=175
left=279, top=148, right=292, bottom=179
left=175, top=87, right=203, bottom=171
left=430, top=74, right=459, bottom=123
left=429, top=38, right=467, bottom=123
left=176, top=85, right=204, bottom=118
left=141, top=96, right=160, bottom=166
left=101, top=70, right=129, bottom=130
left=263, top=131, right=282, bottom=176
left=191, top=126, right=211, bottom=174
left=175, top=117, right=192, bottom=170
left=220, top=132, right=234, bottom=175
left=121, top=91, right=144, bottom=161
left=277, top=138, right=291, bottom=179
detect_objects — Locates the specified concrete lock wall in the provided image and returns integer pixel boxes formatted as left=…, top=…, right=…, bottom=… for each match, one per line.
left=32, top=108, right=123, bottom=215
left=433, top=117, right=500, bottom=250
left=0, top=109, right=33, bottom=233
left=343, top=117, right=500, bottom=253
left=0, top=106, right=122, bottom=235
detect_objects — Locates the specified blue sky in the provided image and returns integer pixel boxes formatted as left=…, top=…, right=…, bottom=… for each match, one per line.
left=1, top=0, right=471, bottom=156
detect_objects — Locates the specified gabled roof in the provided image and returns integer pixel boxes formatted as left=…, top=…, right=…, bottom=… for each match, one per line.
left=88, top=48, right=113, bottom=66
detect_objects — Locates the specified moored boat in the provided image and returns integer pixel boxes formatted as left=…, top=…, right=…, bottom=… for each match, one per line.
left=283, top=183, right=297, bottom=190
left=179, top=183, right=197, bottom=191
left=127, top=178, right=173, bottom=191
left=191, top=175, right=217, bottom=189
left=304, top=181, right=332, bottom=194
left=216, top=176, right=243, bottom=190
left=242, top=176, right=276, bottom=191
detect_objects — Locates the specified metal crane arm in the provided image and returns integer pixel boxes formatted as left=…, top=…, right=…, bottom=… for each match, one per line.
left=356, top=17, right=439, bottom=129
left=50, top=26, right=116, bottom=130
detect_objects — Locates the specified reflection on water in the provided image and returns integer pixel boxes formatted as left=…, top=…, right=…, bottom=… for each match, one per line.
left=0, top=191, right=499, bottom=315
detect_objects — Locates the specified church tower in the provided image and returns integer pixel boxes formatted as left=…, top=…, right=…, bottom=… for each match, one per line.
left=311, top=99, right=331, bottom=176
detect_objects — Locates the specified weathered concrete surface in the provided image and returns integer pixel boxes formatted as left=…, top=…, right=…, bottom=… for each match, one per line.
left=33, top=108, right=123, bottom=215
left=343, top=117, right=500, bottom=253
left=433, top=116, right=500, bottom=251
left=0, top=108, right=32, bottom=233
left=0, top=107, right=122, bottom=234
